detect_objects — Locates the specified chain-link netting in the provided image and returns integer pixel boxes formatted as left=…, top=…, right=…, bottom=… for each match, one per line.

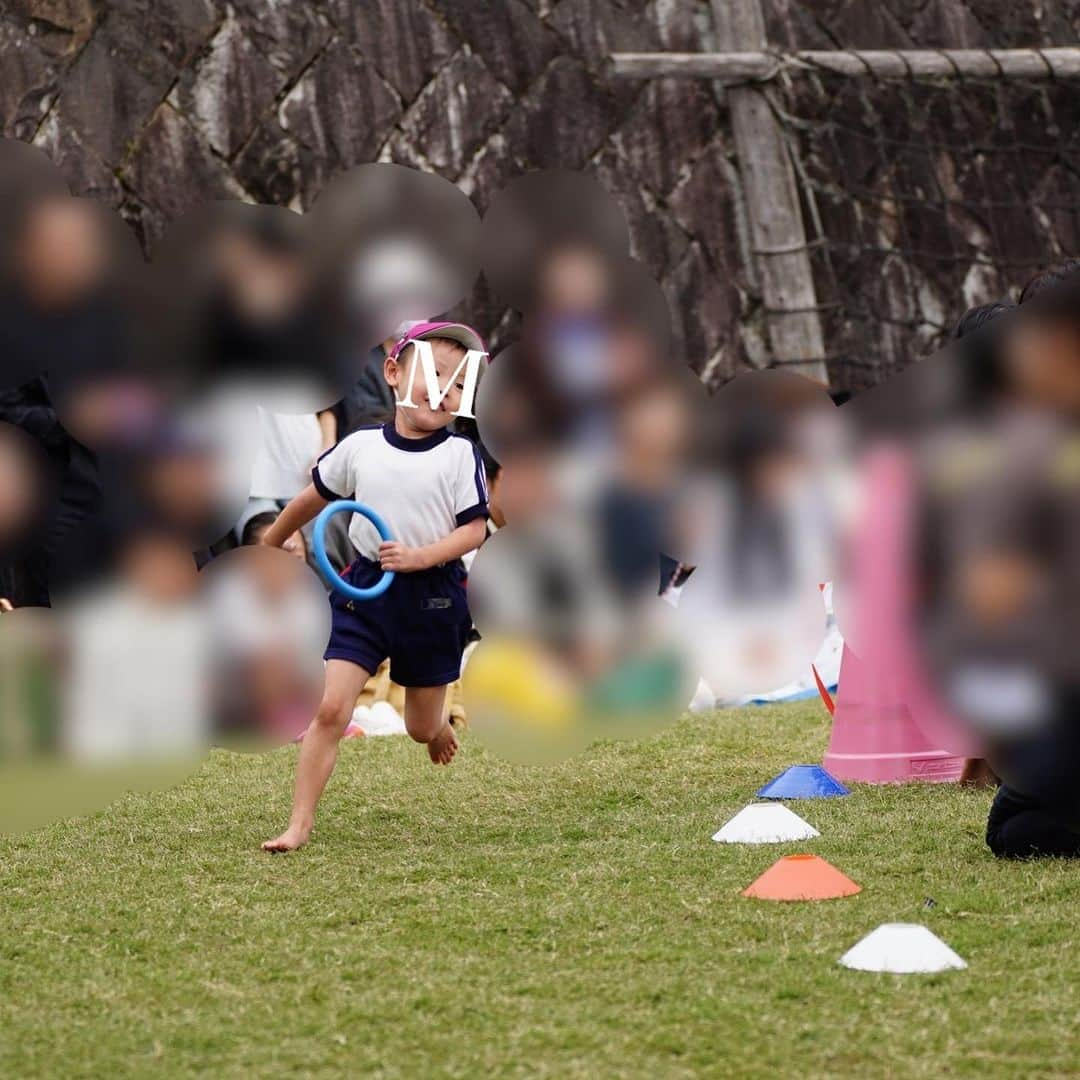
left=769, top=65, right=1080, bottom=391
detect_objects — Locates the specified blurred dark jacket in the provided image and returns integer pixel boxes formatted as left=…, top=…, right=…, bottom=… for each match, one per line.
left=0, top=376, right=102, bottom=606
left=333, top=345, right=395, bottom=437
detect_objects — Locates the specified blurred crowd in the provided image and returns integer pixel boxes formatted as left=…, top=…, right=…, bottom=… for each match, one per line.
left=0, top=140, right=1077, bottom=856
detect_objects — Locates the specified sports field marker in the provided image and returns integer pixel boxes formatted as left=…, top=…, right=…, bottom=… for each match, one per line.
left=839, top=923, right=967, bottom=973
left=741, top=854, right=861, bottom=901
left=712, top=803, right=820, bottom=844
left=757, top=764, right=850, bottom=799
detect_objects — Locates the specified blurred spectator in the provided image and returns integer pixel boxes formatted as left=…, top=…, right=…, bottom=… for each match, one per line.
left=250, top=405, right=336, bottom=503
left=207, top=547, right=326, bottom=744
left=64, top=528, right=207, bottom=762
left=236, top=498, right=308, bottom=563
left=193, top=208, right=335, bottom=402
left=949, top=300, right=1014, bottom=788
left=331, top=333, right=397, bottom=438
left=0, top=190, right=137, bottom=606
left=0, top=193, right=117, bottom=392
left=915, top=276, right=1080, bottom=856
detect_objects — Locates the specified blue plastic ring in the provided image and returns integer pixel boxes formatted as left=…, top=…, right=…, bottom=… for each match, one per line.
left=312, top=500, right=395, bottom=601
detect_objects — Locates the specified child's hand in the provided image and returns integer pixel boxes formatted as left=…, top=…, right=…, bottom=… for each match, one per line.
left=378, top=541, right=428, bottom=573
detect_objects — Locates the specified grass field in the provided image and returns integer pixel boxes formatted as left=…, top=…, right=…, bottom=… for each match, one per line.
left=1, top=702, right=1077, bottom=1078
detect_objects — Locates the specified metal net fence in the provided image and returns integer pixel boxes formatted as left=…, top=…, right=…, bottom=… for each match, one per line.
left=773, top=65, right=1080, bottom=390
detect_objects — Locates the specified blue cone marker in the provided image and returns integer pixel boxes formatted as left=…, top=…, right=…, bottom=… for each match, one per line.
left=757, top=764, right=850, bottom=799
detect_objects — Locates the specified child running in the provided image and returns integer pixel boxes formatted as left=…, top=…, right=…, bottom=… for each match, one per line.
left=261, top=322, right=489, bottom=852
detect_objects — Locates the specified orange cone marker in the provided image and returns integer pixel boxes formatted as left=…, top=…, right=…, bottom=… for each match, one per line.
left=741, top=854, right=861, bottom=901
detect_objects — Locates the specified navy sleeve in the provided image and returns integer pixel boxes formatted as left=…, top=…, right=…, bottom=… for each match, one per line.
left=453, top=439, right=489, bottom=525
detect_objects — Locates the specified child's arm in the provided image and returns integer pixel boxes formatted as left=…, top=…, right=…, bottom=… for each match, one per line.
left=378, top=517, right=486, bottom=573
left=261, top=484, right=328, bottom=548
left=316, top=409, right=337, bottom=453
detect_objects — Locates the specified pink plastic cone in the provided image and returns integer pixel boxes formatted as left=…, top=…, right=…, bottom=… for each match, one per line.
left=825, top=447, right=971, bottom=783
left=823, top=644, right=962, bottom=783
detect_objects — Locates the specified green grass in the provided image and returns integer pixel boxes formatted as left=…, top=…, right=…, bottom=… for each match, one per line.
left=1, top=703, right=1077, bottom=1078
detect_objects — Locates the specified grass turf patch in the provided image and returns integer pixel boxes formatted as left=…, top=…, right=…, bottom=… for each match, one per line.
left=0, top=702, right=1077, bottom=1078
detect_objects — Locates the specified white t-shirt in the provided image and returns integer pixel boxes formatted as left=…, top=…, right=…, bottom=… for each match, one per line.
left=313, top=423, right=488, bottom=560
left=251, top=408, right=322, bottom=500
left=65, top=587, right=209, bottom=762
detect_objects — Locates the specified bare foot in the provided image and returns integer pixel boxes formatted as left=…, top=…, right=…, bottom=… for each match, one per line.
left=261, top=823, right=312, bottom=853
left=427, top=722, right=458, bottom=765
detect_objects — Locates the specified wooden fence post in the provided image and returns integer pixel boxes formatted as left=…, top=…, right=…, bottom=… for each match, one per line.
left=710, top=0, right=829, bottom=385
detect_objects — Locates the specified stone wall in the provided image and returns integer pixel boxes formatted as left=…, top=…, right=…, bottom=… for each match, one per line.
left=3, top=1, right=1079, bottom=390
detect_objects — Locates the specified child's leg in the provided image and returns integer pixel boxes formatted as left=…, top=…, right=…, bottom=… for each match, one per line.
left=357, top=658, right=391, bottom=708
left=404, top=684, right=458, bottom=765
left=262, top=659, right=371, bottom=852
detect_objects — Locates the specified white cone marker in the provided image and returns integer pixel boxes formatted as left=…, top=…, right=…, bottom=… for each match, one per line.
left=712, top=803, right=821, bottom=844
left=839, top=923, right=968, bottom=973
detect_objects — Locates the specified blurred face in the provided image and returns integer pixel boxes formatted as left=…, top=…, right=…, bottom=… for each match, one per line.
left=244, top=543, right=308, bottom=598
left=350, top=237, right=454, bottom=333
left=214, top=230, right=305, bottom=324
left=1004, top=319, right=1080, bottom=414
left=537, top=246, right=610, bottom=316
left=15, top=197, right=107, bottom=311
left=385, top=337, right=471, bottom=434
left=55, top=377, right=161, bottom=448
left=618, top=384, right=687, bottom=487
left=749, top=450, right=802, bottom=503
left=142, top=451, right=218, bottom=531
left=122, top=534, right=198, bottom=604
left=959, top=550, right=1042, bottom=627
left=495, top=452, right=555, bottom=525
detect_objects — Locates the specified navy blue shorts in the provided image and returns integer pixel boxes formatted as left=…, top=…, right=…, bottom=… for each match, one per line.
left=324, top=557, right=471, bottom=688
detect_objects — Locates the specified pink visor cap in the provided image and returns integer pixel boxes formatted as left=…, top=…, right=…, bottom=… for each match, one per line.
left=388, top=320, right=488, bottom=363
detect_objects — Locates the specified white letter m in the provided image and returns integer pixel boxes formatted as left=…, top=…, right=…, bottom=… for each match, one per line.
left=395, top=339, right=486, bottom=419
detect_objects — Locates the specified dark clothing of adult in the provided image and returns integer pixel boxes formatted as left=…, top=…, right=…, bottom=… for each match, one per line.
left=332, top=346, right=396, bottom=437
left=986, top=784, right=1080, bottom=859
left=0, top=376, right=102, bottom=607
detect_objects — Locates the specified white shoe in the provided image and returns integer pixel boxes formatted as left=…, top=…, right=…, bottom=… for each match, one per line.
left=365, top=701, right=408, bottom=736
